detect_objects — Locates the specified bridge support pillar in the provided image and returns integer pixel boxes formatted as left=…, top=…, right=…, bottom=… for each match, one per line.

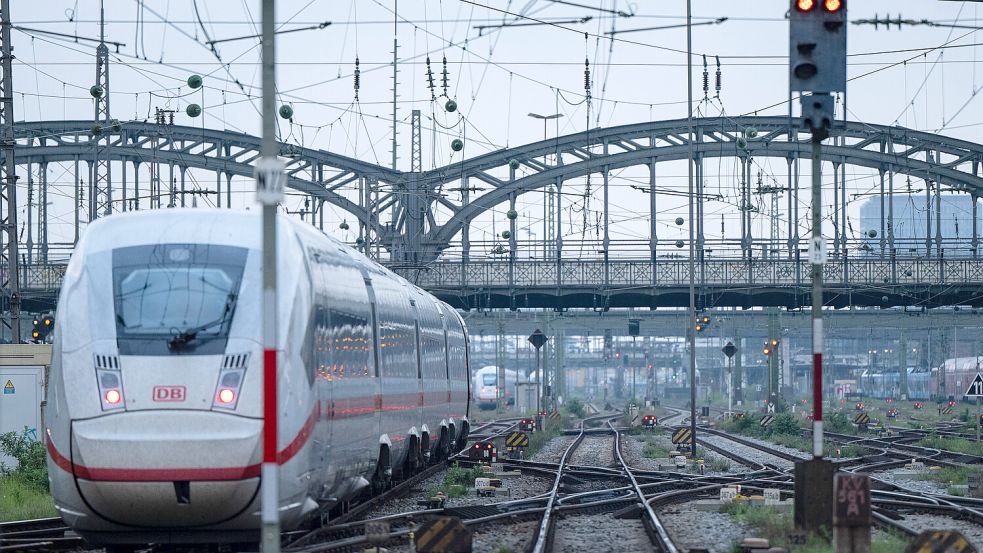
left=554, top=328, right=565, bottom=404
left=972, top=190, right=979, bottom=259
left=899, top=329, right=908, bottom=401
left=768, top=310, right=781, bottom=408
left=733, top=336, right=743, bottom=405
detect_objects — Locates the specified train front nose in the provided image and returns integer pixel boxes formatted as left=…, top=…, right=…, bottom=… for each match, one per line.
left=68, top=411, right=261, bottom=528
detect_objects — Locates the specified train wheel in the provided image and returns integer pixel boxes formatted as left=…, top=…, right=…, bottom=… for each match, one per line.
left=402, top=435, right=422, bottom=476
left=371, top=446, right=392, bottom=494
left=455, top=422, right=470, bottom=452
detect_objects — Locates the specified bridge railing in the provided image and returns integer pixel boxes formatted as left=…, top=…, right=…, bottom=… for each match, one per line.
left=8, top=256, right=983, bottom=296
left=393, top=257, right=983, bottom=289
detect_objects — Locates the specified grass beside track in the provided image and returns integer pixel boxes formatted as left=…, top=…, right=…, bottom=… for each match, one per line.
left=718, top=412, right=867, bottom=458
left=0, top=476, right=56, bottom=521
left=722, top=503, right=910, bottom=553
left=914, top=434, right=983, bottom=455
left=429, top=463, right=486, bottom=499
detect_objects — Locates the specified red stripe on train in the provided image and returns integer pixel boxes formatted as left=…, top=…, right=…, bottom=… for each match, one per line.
left=47, top=405, right=320, bottom=482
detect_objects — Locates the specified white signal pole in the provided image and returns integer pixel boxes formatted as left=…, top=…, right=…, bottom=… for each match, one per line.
left=258, top=0, right=285, bottom=551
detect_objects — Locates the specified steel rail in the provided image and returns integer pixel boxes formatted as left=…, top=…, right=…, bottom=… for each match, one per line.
left=608, top=420, right=680, bottom=553
left=528, top=419, right=588, bottom=553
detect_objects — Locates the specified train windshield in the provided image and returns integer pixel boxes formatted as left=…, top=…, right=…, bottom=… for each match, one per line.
left=112, top=244, right=248, bottom=355
left=481, top=374, right=497, bottom=386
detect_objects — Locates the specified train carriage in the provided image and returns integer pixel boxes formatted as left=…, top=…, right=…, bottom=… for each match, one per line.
left=45, top=209, right=470, bottom=546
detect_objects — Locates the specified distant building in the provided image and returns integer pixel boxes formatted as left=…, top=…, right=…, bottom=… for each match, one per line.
left=858, top=195, right=980, bottom=255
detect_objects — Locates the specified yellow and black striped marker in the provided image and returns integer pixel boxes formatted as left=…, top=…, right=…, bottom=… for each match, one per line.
left=905, top=529, right=976, bottom=553
left=854, top=413, right=870, bottom=425
left=672, top=427, right=692, bottom=445
left=415, top=516, right=473, bottom=553
left=506, top=431, right=529, bottom=448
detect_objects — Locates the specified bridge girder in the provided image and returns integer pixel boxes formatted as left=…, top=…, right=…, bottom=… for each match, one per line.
left=9, top=117, right=983, bottom=264
left=426, top=117, right=983, bottom=249
left=10, top=120, right=400, bottom=237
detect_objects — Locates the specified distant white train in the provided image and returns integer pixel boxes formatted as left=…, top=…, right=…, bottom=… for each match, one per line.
left=472, top=365, right=524, bottom=409
left=45, top=210, right=471, bottom=547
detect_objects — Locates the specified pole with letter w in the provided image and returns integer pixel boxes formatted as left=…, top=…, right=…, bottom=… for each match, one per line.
left=258, top=0, right=284, bottom=551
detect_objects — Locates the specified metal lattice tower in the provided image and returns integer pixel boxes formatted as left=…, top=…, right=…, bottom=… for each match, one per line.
left=410, top=110, right=422, bottom=173
left=0, top=0, right=19, bottom=342
left=754, top=172, right=783, bottom=259
left=92, top=0, right=111, bottom=219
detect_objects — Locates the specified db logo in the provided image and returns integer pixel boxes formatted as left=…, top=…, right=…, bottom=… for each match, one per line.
left=153, top=386, right=186, bottom=402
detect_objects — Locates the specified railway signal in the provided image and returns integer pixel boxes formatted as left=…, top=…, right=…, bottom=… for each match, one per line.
left=790, top=0, right=846, bottom=132
left=30, top=314, right=54, bottom=343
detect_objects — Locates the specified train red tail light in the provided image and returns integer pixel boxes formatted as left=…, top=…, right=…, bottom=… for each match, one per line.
left=217, top=388, right=236, bottom=404
left=96, top=367, right=125, bottom=411
left=105, top=389, right=121, bottom=405
left=823, top=0, right=842, bottom=12
left=213, top=358, right=247, bottom=410
left=796, top=0, right=816, bottom=12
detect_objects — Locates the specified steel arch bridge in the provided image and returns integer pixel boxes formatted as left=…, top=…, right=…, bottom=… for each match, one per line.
left=8, top=116, right=983, bottom=310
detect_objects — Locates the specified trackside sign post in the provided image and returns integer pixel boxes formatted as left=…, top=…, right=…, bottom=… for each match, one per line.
left=965, top=372, right=983, bottom=443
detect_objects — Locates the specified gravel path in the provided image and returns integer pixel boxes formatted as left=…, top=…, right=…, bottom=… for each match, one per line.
left=700, top=434, right=798, bottom=469
left=872, top=470, right=950, bottom=495
left=569, top=435, right=615, bottom=468
left=360, top=466, right=552, bottom=519
left=733, top=434, right=811, bottom=461
left=622, top=432, right=745, bottom=475
left=384, top=520, right=539, bottom=553
left=553, top=513, right=650, bottom=552
left=898, top=513, right=983, bottom=549
left=528, top=435, right=576, bottom=463
left=658, top=502, right=750, bottom=553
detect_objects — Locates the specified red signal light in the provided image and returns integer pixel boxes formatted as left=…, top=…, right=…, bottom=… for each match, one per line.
left=823, top=0, right=842, bottom=12
left=796, top=0, right=816, bottom=11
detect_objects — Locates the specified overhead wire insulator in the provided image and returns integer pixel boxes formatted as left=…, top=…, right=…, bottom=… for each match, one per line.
left=715, top=56, right=722, bottom=98
left=354, top=57, right=361, bottom=101
left=441, top=55, right=449, bottom=96
left=426, top=56, right=436, bottom=101
left=702, top=55, right=709, bottom=100
left=584, top=58, right=591, bottom=100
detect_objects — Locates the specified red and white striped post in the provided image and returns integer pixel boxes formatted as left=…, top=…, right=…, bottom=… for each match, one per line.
left=257, top=0, right=284, bottom=551
left=810, top=138, right=824, bottom=459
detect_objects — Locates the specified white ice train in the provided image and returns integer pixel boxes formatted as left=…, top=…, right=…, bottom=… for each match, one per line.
left=472, top=365, right=524, bottom=409
left=45, top=210, right=471, bottom=547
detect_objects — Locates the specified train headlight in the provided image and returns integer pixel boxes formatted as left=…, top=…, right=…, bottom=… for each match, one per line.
left=96, top=369, right=125, bottom=411
left=213, top=366, right=245, bottom=410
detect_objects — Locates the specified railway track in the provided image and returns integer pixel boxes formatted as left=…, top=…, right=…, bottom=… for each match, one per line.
left=0, top=517, right=84, bottom=553
left=661, top=406, right=983, bottom=544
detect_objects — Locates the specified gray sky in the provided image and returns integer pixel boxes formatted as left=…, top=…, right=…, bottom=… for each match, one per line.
left=15, top=1, right=983, bottom=257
